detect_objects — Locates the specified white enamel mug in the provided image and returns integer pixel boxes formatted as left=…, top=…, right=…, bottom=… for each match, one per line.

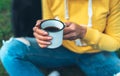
left=40, top=19, right=65, bottom=49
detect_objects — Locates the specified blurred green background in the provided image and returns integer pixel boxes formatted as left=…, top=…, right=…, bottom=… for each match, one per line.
left=0, top=0, right=13, bottom=46
left=0, top=0, right=120, bottom=76
left=0, top=0, right=12, bottom=76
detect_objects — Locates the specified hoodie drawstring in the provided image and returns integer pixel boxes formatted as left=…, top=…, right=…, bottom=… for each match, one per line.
left=64, top=0, right=69, bottom=20
left=88, top=0, right=93, bottom=28
left=64, top=0, right=93, bottom=26
left=64, top=0, right=93, bottom=46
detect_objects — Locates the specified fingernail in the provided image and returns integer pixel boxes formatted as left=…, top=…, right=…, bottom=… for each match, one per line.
left=48, top=37, right=52, bottom=39
left=47, top=42, right=51, bottom=44
left=44, top=32, right=48, bottom=34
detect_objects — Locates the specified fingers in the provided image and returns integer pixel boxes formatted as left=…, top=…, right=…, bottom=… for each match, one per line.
left=34, top=33, right=52, bottom=48
left=33, top=19, right=52, bottom=48
left=35, top=20, right=44, bottom=27
left=36, top=38, right=51, bottom=48
left=63, top=32, right=77, bottom=40
left=33, top=31, right=52, bottom=41
left=64, top=27, right=71, bottom=35
left=64, top=23, right=75, bottom=35
left=33, top=27, right=52, bottom=48
left=63, top=22, right=85, bottom=40
left=33, top=26, right=48, bottom=36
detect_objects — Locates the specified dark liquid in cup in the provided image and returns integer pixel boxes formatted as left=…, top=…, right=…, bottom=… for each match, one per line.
left=43, top=26, right=60, bottom=32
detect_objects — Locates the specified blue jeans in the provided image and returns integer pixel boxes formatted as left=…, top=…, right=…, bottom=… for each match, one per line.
left=0, top=37, right=120, bottom=76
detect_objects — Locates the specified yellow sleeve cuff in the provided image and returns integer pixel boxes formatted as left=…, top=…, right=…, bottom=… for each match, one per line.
left=83, top=28, right=101, bottom=45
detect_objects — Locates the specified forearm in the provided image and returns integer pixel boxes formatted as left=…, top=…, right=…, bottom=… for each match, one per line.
left=83, top=28, right=120, bottom=51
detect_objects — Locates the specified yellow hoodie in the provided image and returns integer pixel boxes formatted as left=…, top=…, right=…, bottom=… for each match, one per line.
left=42, top=0, right=120, bottom=53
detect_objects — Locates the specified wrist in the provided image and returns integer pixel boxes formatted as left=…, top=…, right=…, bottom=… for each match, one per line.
left=79, top=26, right=87, bottom=39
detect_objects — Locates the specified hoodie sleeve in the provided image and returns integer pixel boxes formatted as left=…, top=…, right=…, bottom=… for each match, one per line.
left=83, top=0, right=120, bottom=52
left=42, top=0, right=54, bottom=19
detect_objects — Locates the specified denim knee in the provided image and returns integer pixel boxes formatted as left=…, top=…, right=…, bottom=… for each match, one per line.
left=0, top=38, right=29, bottom=62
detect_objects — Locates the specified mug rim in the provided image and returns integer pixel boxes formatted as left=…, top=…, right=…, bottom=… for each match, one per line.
left=40, top=19, right=65, bottom=32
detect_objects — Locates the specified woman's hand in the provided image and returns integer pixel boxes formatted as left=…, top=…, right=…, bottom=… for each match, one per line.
left=64, top=22, right=87, bottom=40
left=33, top=20, right=52, bottom=48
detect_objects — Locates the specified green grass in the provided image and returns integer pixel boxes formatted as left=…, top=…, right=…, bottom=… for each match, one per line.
left=0, top=0, right=12, bottom=76
left=0, top=0, right=13, bottom=47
